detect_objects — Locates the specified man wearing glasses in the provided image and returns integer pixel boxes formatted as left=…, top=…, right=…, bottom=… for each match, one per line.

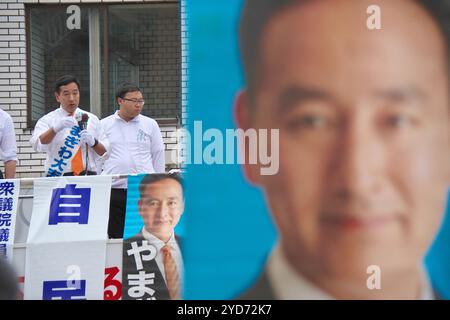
left=101, top=83, right=165, bottom=238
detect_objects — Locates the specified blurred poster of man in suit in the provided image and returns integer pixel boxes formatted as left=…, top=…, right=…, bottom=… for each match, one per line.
left=122, top=173, right=184, bottom=300
left=235, top=0, right=450, bottom=299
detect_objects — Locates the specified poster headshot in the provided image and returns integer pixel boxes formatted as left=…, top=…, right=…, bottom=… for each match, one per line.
left=183, top=0, right=450, bottom=299
left=122, top=173, right=184, bottom=300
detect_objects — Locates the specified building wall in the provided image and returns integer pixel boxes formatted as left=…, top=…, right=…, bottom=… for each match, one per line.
left=0, top=0, right=185, bottom=178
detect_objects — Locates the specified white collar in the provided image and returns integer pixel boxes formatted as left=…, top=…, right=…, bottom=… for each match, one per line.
left=141, top=227, right=176, bottom=249
left=267, top=244, right=333, bottom=299
left=114, top=110, right=140, bottom=122
left=59, top=105, right=79, bottom=116
left=267, top=243, right=435, bottom=300
left=419, top=267, right=435, bottom=300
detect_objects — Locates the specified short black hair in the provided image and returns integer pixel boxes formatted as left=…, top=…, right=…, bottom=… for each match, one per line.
left=139, top=173, right=183, bottom=199
left=239, top=0, right=450, bottom=94
left=115, top=83, right=142, bottom=104
left=54, top=75, right=80, bottom=93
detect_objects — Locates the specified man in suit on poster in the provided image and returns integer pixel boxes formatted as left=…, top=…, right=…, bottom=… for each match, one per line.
left=122, top=173, right=184, bottom=300
left=235, top=0, right=450, bottom=299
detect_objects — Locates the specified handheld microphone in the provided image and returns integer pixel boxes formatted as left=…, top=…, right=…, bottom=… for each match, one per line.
left=75, top=112, right=90, bottom=175
left=77, top=113, right=89, bottom=130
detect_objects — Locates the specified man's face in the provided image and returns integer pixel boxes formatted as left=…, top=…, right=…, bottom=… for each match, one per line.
left=138, top=178, right=184, bottom=241
left=55, top=82, right=80, bottom=114
left=118, top=90, right=144, bottom=120
left=237, top=0, right=450, bottom=281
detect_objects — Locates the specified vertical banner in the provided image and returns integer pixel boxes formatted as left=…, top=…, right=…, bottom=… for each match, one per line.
left=122, top=173, right=184, bottom=300
left=24, top=176, right=111, bottom=300
left=0, top=179, right=20, bottom=261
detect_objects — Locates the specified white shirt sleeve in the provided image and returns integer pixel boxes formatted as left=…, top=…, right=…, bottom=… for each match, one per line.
left=0, top=113, right=18, bottom=162
left=96, top=117, right=110, bottom=156
left=81, top=114, right=107, bottom=174
left=30, top=115, right=51, bottom=153
left=151, top=121, right=165, bottom=173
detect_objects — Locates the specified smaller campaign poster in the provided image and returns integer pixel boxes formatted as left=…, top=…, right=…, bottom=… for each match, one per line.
left=122, top=173, right=185, bottom=300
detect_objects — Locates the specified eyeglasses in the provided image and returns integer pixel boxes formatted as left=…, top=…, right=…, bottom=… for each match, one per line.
left=122, top=98, right=145, bottom=106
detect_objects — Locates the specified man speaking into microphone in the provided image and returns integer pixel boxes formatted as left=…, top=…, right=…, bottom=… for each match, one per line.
left=30, top=75, right=109, bottom=176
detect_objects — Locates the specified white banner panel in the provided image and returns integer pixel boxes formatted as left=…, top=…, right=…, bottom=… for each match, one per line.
left=0, top=179, right=20, bottom=261
left=24, top=241, right=107, bottom=300
left=27, top=176, right=112, bottom=243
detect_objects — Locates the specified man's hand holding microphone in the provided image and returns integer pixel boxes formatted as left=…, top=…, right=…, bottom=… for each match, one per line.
left=80, top=130, right=97, bottom=148
left=52, top=114, right=97, bottom=146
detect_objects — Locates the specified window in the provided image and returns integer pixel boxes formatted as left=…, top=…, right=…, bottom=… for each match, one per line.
left=28, top=6, right=90, bottom=123
left=26, top=2, right=180, bottom=127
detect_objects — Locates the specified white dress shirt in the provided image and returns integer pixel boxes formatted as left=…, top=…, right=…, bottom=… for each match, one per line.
left=141, top=227, right=183, bottom=287
left=267, top=243, right=434, bottom=300
left=100, top=111, right=165, bottom=188
left=0, top=109, right=18, bottom=163
left=30, top=106, right=109, bottom=175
